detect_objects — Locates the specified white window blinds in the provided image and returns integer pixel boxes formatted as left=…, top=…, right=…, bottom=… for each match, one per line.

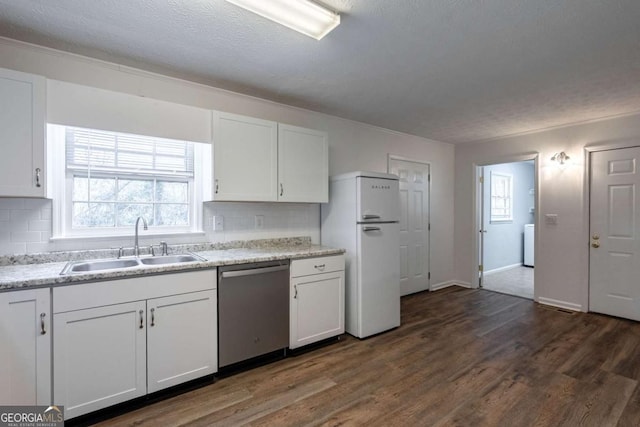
left=65, top=127, right=194, bottom=178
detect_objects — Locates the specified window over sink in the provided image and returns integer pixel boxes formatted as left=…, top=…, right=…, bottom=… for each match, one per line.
left=48, top=124, right=209, bottom=239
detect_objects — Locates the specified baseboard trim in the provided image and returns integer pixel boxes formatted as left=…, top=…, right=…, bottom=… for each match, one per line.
left=431, top=280, right=471, bottom=291
left=537, top=297, right=583, bottom=312
left=484, top=263, right=523, bottom=275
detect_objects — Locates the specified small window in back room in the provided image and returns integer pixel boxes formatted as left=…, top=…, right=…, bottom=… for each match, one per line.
left=490, top=172, right=513, bottom=222
left=48, top=124, right=208, bottom=238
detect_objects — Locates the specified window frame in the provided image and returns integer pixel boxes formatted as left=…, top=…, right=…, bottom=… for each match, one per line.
left=48, top=124, right=208, bottom=240
left=490, top=171, right=513, bottom=223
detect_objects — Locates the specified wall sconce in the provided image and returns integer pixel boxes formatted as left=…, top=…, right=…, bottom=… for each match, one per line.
left=551, top=151, right=570, bottom=165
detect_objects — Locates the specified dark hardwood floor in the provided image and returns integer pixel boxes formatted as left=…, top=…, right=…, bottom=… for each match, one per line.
left=94, top=287, right=640, bottom=426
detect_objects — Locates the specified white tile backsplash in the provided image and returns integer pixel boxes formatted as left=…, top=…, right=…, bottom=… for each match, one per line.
left=0, top=198, right=321, bottom=256
left=203, top=202, right=320, bottom=244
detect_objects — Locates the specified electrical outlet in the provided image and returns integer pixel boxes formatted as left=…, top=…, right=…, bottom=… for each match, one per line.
left=213, top=215, right=224, bottom=231
left=255, top=215, right=264, bottom=230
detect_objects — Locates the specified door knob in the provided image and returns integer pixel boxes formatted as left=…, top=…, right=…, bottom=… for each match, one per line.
left=592, top=234, right=600, bottom=240
left=591, top=241, right=600, bottom=248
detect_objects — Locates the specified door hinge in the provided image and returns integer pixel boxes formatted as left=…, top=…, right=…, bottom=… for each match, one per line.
left=428, top=223, right=431, bottom=231
left=428, top=174, right=431, bottom=182
left=428, top=272, right=431, bottom=280
left=479, top=176, right=484, bottom=184
left=479, top=264, right=483, bottom=272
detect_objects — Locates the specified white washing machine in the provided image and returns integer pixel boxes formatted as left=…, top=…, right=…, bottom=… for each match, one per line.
left=524, top=224, right=534, bottom=267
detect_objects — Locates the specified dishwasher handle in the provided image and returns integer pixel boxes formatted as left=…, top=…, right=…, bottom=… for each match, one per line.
left=221, top=264, right=289, bottom=279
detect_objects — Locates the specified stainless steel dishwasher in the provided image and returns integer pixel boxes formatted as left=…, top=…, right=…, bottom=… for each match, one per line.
left=218, top=260, right=290, bottom=368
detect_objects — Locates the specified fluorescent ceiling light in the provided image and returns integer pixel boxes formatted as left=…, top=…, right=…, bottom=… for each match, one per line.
left=226, top=0, right=340, bottom=40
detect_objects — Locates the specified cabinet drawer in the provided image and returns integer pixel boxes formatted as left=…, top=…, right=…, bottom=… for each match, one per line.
left=291, top=255, right=344, bottom=278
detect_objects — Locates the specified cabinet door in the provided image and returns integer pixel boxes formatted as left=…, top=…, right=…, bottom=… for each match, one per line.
left=278, top=124, right=328, bottom=203
left=54, top=301, right=147, bottom=419
left=147, top=290, right=217, bottom=393
left=290, top=270, right=345, bottom=349
left=0, top=68, right=46, bottom=197
left=212, top=111, right=278, bottom=201
left=0, top=288, right=51, bottom=405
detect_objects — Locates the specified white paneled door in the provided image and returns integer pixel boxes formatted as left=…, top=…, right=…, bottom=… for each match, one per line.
left=389, top=158, right=430, bottom=296
left=590, top=147, right=640, bottom=320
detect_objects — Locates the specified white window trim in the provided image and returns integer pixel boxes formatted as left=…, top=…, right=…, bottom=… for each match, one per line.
left=490, top=171, right=513, bottom=223
left=48, top=124, right=210, bottom=240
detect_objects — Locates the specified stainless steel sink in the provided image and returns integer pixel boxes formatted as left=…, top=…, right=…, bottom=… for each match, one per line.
left=139, top=254, right=205, bottom=265
left=60, top=253, right=206, bottom=275
left=60, top=258, right=140, bottom=274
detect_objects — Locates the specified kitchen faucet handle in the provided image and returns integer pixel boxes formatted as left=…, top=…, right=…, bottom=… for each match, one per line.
left=149, top=245, right=156, bottom=257
left=160, top=241, right=168, bottom=256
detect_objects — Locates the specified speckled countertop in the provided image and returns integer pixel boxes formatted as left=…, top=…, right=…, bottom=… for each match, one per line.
left=0, top=237, right=345, bottom=291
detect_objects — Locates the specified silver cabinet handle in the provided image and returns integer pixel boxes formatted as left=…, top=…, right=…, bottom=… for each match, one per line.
left=294, top=285, right=297, bottom=299
left=314, top=264, right=326, bottom=270
left=150, top=308, right=155, bottom=327
left=363, top=226, right=381, bottom=232
left=280, top=183, right=284, bottom=197
left=35, top=168, right=41, bottom=188
left=139, top=310, right=144, bottom=329
left=40, top=312, right=46, bottom=335
left=362, top=214, right=381, bottom=220
left=215, top=179, right=219, bottom=194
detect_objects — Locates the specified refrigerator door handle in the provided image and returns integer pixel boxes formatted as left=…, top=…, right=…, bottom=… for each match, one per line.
left=362, top=214, right=381, bottom=220
left=363, top=226, right=382, bottom=232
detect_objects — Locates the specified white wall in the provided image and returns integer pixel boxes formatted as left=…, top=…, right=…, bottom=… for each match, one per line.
left=455, top=112, right=640, bottom=311
left=0, top=38, right=455, bottom=284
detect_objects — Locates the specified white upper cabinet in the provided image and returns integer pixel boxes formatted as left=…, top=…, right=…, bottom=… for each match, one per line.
left=211, top=111, right=328, bottom=203
left=212, top=111, right=278, bottom=201
left=0, top=68, right=46, bottom=197
left=278, top=124, right=328, bottom=203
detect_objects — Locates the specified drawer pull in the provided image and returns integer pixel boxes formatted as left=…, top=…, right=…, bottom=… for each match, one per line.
left=139, top=310, right=144, bottom=329
left=294, top=285, right=298, bottom=299
left=314, top=264, right=326, bottom=270
left=150, top=308, right=156, bottom=327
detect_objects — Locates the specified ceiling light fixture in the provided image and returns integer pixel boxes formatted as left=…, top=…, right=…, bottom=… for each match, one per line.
left=225, top=0, right=340, bottom=40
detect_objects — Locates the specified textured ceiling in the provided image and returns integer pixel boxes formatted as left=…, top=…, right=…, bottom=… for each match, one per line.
left=1, top=0, right=639, bottom=143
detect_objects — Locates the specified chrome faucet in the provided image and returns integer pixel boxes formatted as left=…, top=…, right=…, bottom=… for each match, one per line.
left=134, top=216, right=148, bottom=257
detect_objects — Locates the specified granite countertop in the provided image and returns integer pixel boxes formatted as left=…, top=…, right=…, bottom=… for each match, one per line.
left=0, top=237, right=345, bottom=292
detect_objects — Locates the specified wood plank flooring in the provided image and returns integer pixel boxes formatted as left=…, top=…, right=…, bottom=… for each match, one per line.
left=92, top=287, right=640, bottom=426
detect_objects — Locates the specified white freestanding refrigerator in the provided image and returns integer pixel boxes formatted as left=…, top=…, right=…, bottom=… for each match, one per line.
left=321, top=171, right=400, bottom=338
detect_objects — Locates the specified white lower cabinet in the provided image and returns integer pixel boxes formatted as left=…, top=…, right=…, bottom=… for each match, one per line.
left=147, top=290, right=217, bottom=393
left=290, top=255, right=345, bottom=349
left=0, top=288, right=51, bottom=405
left=53, top=301, right=147, bottom=419
left=53, top=269, right=217, bottom=420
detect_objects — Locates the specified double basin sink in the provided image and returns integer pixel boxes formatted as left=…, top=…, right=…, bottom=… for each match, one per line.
left=60, top=253, right=206, bottom=275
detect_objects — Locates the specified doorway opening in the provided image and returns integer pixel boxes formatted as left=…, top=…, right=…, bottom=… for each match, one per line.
left=478, top=160, right=535, bottom=299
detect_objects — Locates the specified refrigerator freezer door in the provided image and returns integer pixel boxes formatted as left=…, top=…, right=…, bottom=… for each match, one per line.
left=355, top=222, right=400, bottom=338
left=357, top=177, right=400, bottom=222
